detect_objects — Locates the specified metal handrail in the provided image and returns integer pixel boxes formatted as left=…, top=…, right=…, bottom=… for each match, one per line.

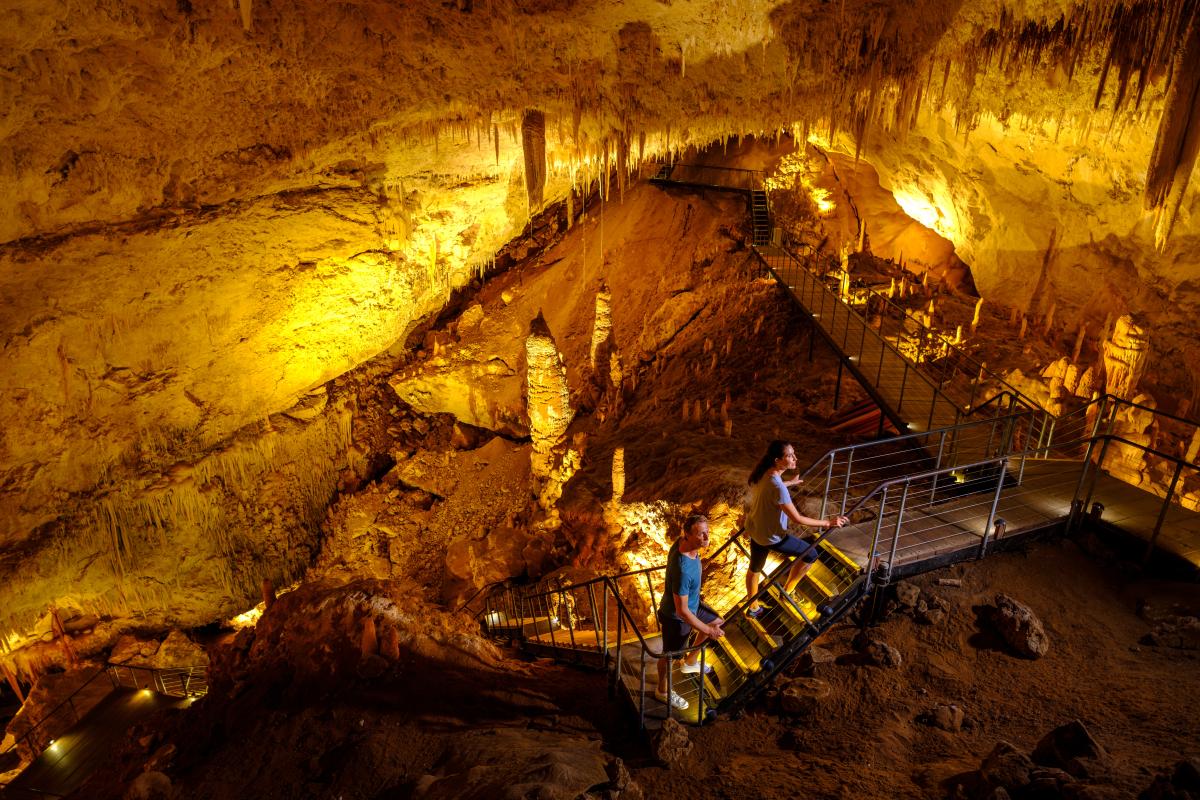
left=756, top=246, right=967, bottom=427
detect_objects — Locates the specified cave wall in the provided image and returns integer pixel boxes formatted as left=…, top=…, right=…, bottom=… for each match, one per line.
left=859, top=110, right=1200, bottom=410
left=2, top=0, right=1199, bottom=655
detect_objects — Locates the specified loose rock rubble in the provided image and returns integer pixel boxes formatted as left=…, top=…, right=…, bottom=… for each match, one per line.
left=1139, top=616, right=1200, bottom=650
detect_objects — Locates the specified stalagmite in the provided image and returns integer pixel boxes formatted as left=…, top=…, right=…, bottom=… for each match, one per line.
left=522, top=109, right=547, bottom=214
left=590, top=282, right=612, bottom=370
left=1044, top=301, right=1056, bottom=336
left=1071, top=321, right=1087, bottom=363
left=611, top=447, right=626, bottom=504
left=1076, top=367, right=1096, bottom=398
left=1102, top=315, right=1150, bottom=401
left=1019, top=316, right=1028, bottom=340
left=1186, top=430, right=1200, bottom=465
left=971, top=297, right=984, bottom=334
left=238, top=0, right=252, bottom=31
left=525, top=313, right=578, bottom=531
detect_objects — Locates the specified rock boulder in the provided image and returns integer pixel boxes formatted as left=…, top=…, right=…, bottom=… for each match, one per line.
left=985, top=594, right=1049, bottom=659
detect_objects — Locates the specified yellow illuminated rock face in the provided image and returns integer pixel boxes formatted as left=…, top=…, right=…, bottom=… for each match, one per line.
left=2, top=0, right=1200, bottom=662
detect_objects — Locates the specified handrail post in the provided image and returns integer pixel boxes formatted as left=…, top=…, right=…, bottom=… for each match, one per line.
left=929, top=430, right=947, bottom=505
left=841, top=449, right=854, bottom=515
left=1144, top=460, right=1184, bottom=566
left=600, top=585, right=609, bottom=666
left=885, top=483, right=911, bottom=583
left=644, top=572, right=658, bottom=621
left=1084, top=436, right=1112, bottom=513
left=1046, top=416, right=1058, bottom=456
left=640, top=648, right=648, bottom=727
left=979, top=458, right=1009, bottom=557
left=875, top=327, right=885, bottom=387
left=898, top=363, right=909, bottom=420
left=820, top=455, right=835, bottom=519
left=1070, top=434, right=1099, bottom=532
left=865, top=486, right=890, bottom=593
left=613, top=583, right=624, bottom=692
left=563, top=590, right=578, bottom=651
left=546, top=594, right=559, bottom=649
left=698, top=648, right=707, bottom=725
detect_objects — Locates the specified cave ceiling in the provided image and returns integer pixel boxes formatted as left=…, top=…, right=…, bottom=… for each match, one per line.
left=1, top=0, right=1199, bottom=644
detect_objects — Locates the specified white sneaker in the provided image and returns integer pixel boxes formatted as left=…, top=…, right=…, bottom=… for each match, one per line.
left=654, top=689, right=689, bottom=710
left=680, top=661, right=714, bottom=675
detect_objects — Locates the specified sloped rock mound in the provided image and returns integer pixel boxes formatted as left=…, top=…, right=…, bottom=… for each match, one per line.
left=210, top=578, right=505, bottom=702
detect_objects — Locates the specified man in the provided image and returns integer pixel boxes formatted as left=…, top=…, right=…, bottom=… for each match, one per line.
left=655, top=513, right=725, bottom=711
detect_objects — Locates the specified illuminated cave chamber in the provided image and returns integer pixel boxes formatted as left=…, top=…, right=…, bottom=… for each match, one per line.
left=1, top=0, right=1199, bottom=760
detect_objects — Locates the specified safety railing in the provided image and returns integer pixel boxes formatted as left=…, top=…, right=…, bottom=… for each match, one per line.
left=107, top=663, right=208, bottom=698
left=784, top=408, right=1031, bottom=520
left=651, top=162, right=765, bottom=191
left=817, top=264, right=1035, bottom=413
left=756, top=246, right=980, bottom=434
left=1078, top=433, right=1200, bottom=562
left=478, top=524, right=865, bottom=727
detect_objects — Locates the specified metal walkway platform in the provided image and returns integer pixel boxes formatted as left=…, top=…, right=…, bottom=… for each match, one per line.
left=2, top=688, right=187, bottom=799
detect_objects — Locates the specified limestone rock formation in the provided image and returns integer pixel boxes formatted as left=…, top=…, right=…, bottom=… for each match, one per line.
left=1102, top=315, right=1151, bottom=402
left=209, top=578, right=504, bottom=701
left=1104, top=393, right=1157, bottom=487
left=525, top=313, right=581, bottom=532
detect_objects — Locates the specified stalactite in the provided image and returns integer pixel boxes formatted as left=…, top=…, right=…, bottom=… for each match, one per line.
left=1145, top=11, right=1200, bottom=250
left=522, top=109, right=546, bottom=215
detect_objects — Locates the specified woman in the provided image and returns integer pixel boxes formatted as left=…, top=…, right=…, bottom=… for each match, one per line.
left=744, top=440, right=848, bottom=618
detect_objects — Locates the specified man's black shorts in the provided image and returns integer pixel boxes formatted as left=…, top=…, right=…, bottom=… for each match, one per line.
left=748, top=533, right=820, bottom=574
left=657, top=601, right=720, bottom=655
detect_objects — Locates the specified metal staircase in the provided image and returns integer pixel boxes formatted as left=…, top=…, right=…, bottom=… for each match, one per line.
left=474, top=526, right=865, bottom=728
left=750, top=190, right=771, bottom=246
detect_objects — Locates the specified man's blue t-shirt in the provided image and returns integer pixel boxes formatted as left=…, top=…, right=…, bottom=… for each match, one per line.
left=746, top=473, right=790, bottom=546
left=658, top=538, right=701, bottom=618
